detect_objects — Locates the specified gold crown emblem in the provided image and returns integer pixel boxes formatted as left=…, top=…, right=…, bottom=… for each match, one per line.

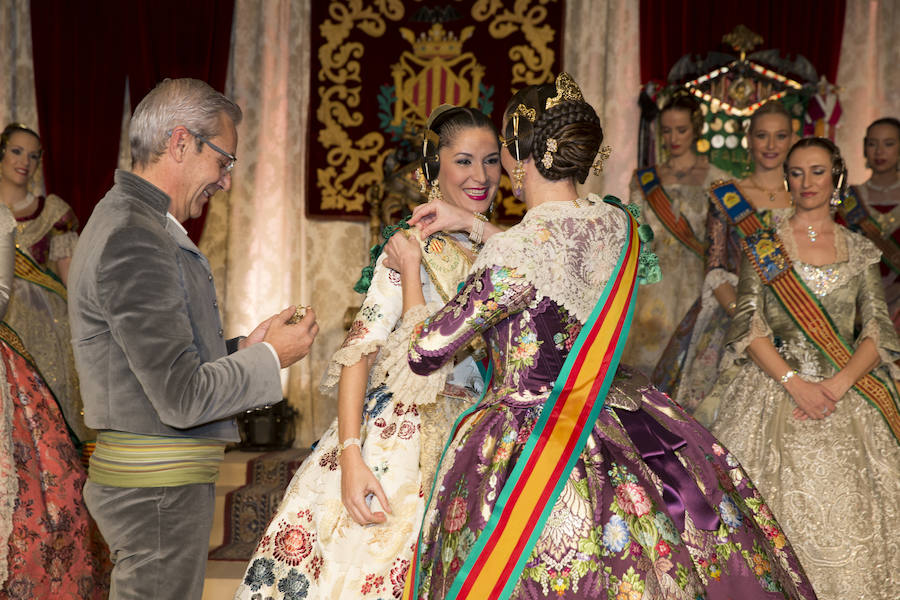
left=401, top=24, right=474, bottom=60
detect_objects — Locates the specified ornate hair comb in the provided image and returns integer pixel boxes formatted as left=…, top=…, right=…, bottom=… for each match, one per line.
left=545, top=72, right=584, bottom=111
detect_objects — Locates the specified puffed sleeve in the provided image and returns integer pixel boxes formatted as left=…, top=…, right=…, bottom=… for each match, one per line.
left=320, top=251, right=406, bottom=390
left=48, top=196, right=79, bottom=262
left=409, top=264, right=534, bottom=375
left=855, top=261, right=900, bottom=377
left=702, top=200, right=739, bottom=305
left=720, top=253, right=772, bottom=369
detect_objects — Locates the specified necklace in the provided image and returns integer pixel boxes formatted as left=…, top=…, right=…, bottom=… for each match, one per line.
left=666, top=155, right=699, bottom=180
left=807, top=225, right=817, bottom=243
left=749, top=177, right=783, bottom=203
left=865, top=179, right=900, bottom=193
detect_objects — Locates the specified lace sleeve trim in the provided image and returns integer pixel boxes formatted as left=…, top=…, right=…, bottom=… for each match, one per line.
left=857, top=318, right=900, bottom=379
left=49, top=230, right=78, bottom=261
left=319, top=339, right=384, bottom=393
left=702, top=268, right=738, bottom=307
left=721, top=310, right=771, bottom=370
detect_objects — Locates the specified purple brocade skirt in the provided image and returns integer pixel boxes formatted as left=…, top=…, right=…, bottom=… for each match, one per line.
left=412, top=367, right=817, bottom=600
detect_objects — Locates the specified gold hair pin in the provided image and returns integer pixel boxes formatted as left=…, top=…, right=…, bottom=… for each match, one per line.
left=592, top=145, right=612, bottom=175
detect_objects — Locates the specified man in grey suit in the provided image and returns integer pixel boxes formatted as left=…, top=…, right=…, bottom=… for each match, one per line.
left=68, top=78, right=318, bottom=599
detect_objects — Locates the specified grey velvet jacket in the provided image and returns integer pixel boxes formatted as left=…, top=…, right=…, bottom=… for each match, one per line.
left=68, top=170, right=281, bottom=441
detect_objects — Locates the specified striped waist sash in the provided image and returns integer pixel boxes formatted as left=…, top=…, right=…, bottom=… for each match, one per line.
left=89, top=431, right=225, bottom=487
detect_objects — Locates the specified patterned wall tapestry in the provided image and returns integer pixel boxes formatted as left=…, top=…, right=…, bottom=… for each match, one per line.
left=307, top=0, right=565, bottom=221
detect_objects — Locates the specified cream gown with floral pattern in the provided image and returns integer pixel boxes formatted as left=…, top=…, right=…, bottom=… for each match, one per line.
left=235, top=232, right=482, bottom=600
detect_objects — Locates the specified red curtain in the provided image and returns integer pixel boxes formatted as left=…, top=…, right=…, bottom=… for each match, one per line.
left=639, top=0, right=846, bottom=84
left=30, top=0, right=234, bottom=241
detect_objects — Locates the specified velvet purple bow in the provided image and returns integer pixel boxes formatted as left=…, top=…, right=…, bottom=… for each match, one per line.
left=615, top=408, right=720, bottom=531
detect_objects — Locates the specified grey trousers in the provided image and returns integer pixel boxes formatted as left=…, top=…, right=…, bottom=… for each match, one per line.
left=84, top=480, right=215, bottom=600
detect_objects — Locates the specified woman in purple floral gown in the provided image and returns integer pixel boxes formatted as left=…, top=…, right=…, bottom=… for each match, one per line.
left=385, top=74, right=817, bottom=600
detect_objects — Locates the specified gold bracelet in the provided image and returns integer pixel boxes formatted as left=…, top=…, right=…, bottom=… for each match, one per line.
left=338, top=437, right=361, bottom=456
left=469, top=213, right=488, bottom=244
left=726, top=301, right=737, bottom=313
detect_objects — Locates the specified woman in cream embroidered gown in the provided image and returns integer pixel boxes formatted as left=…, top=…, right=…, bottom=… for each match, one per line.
left=0, top=124, right=91, bottom=443
left=657, top=102, right=794, bottom=410
left=396, top=76, right=815, bottom=600
left=624, top=96, right=729, bottom=375
left=0, top=205, right=110, bottom=598
left=235, top=107, right=501, bottom=600
left=697, top=139, right=900, bottom=599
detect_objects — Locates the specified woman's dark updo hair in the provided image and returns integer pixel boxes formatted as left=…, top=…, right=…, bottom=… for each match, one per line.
left=660, top=94, right=703, bottom=139
left=0, top=123, right=41, bottom=160
left=422, top=106, right=497, bottom=182
left=783, top=137, right=847, bottom=195
left=503, top=78, right=603, bottom=184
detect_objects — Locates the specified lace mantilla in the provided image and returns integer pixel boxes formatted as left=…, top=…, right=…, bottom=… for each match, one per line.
left=369, top=302, right=452, bottom=406
left=472, top=194, right=629, bottom=323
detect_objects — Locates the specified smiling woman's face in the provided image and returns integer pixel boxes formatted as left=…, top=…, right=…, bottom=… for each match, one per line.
left=0, top=131, right=42, bottom=187
left=437, top=126, right=501, bottom=214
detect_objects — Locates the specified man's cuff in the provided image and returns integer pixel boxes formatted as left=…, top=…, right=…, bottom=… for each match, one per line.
left=262, top=342, right=281, bottom=369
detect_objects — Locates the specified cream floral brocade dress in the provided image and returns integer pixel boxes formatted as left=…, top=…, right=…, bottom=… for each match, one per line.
left=698, top=218, right=900, bottom=599
left=235, top=232, right=482, bottom=600
left=623, top=165, right=729, bottom=374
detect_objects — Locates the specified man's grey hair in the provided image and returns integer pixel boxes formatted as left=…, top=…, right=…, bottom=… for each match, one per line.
left=129, top=78, right=242, bottom=169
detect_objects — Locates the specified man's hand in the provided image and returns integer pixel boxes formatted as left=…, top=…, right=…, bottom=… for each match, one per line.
left=238, top=315, right=277, bottom=350
left=264, top=306, right=319, bottom=367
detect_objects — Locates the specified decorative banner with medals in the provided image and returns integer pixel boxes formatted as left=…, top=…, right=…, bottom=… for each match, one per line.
left=307, top=1, right=565, bottom=221
left=637, top=25, right=838, bottom=179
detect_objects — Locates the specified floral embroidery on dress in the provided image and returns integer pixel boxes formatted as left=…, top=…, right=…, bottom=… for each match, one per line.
left=341, top=320, right=370, bottom=348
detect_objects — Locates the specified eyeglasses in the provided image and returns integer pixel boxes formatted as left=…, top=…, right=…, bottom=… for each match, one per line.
left=187, top=129, right=236, bottom=174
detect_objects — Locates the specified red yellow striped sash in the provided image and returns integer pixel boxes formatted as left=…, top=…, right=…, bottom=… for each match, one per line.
left=403, top=199, right=642, bottom=599
left=837, top=186, right=900, bottom=275
left=636, top=166, right=705, bottom=258
left=14, top=249, right=67, bottom=300
left=734, top=209, right=900, bottom=444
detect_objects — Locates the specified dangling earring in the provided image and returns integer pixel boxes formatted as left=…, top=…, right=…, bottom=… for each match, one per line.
left=415, top=168, right=427, bottom=196
left=831, top=171, right=844, bottom=207
left=784, top=177, right=793, bottom=206
left=428, top=179, right=442, bottom=203
left=830, top=188, right=841, bottom=207
left=512, top=160, right=525, bottom=198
